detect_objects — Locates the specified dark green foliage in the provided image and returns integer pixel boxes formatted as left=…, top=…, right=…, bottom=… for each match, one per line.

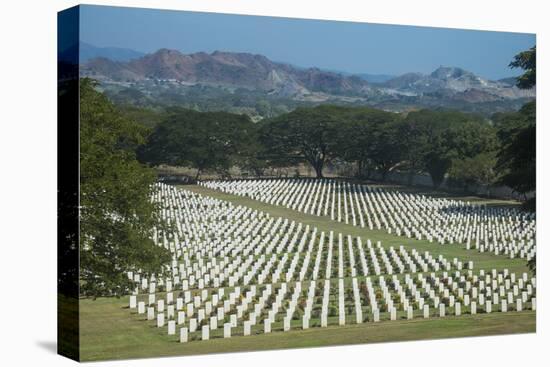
left=403, top=109, right=494, bottom=188
left=448, top=152, right=498, bottom=194
left=333, top=107, right=403, bottom=180
left=509, top=46, right=536, bottom=90
left=117, top=104, right=168, bottom=129
left=495, top=46, right=536, bottom=201
left=501, top=47, right=536, bottom=273
left=260, top=105, right=345, bottom=178
left=527, top=256, right=536, bottom=275
left=140, top=108, right=258, bottom=179
left=495, top=101, right=535, bottom=195
left=79, top=78, right=170, bottom=298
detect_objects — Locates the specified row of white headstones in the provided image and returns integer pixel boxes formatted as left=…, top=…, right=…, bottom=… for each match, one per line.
left=124, top=184, right=535, bottom=343
left=128, top=268, right=536, bottom=343
left=200, top=179, right=536, bottom=260
left=140, top=184, right=468, bottom=292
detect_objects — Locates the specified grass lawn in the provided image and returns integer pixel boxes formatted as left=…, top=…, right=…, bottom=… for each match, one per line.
left=78, top=184, right=535, bottom=361
left=80, top=295, right=535, bottom=361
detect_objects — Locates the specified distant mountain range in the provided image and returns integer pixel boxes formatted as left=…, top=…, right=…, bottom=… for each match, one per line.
left=79, top=46, right=535, bottom=117
left=82, top=48, right=373, bottom=97
left=80, top=42, right=145, bottom=63
left=60, top=42, right=145, bottom=63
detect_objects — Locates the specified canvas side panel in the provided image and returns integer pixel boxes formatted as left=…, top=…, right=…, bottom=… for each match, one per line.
left=57, top=5, right=80, bottom=362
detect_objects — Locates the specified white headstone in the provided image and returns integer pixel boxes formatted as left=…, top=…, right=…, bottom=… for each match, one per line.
left=302, top=316, right=309, bottom=329
left=180, top=327, right=188, bottom=343
left=157, top=313, right=165, bottom=328
left=224, top=323, right=231, bottom=338
left=129, top=295, right=137, bottom=309
left=168, top=320, right=176, bottom=335
left=189, top=318, right=197, bottom=332
left=202, top=325, right=210, bottom=340
left=177, top=311, right=186, bottom=325
left=147, top=307, right=155, bottom=320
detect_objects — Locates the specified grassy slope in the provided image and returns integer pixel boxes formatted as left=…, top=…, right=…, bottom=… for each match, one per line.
left=79, top=184, right=535, bottom=361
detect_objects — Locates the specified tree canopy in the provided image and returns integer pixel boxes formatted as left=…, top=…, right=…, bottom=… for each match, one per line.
left=260, top=105, right=345, bottom=178
left=79, top=78, right=170, bottom=298
left=140, top=108, right=257, bottom=179
left=496, top=45, right=536, bottom=202
left=403, top=109, right=493, bottom=188
left=509, top=46, right=536, bottom=89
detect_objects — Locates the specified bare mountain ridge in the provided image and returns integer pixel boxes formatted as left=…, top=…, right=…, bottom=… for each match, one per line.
left=381, top=66, right=533, bottom=100
left=82, top=48, right=370, bottom=97
left=81, top=48, right=534, bottom=103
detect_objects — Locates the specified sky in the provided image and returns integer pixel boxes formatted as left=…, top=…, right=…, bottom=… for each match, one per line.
left=79, top=5, right=535, bottom=80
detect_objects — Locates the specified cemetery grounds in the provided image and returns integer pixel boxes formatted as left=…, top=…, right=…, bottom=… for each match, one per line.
left=78, top=180, right=536, bottom=361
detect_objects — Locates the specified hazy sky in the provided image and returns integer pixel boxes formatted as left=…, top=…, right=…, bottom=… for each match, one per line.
left=79, top=5, right=535, bottom=80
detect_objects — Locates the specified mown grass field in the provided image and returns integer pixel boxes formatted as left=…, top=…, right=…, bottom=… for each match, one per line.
left=79, top=184, right=535, bottom=361
left=79, top=295, right=535, bottom=361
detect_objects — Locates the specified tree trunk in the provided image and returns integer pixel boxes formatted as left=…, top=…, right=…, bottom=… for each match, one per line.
left=407, top=170, right=415, bottom=186
left=381, top=169, right=388, bottom=182
left=314, top=162, right=324, bottom=178
left=430, top=173, right=444, bottom=189
left=365, top=167, right=372, bottom=180
left=357, top=160, right=365, bottom=178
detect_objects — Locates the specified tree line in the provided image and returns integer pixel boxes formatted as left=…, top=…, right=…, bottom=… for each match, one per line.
left=137, top=96, right=534, bottom=200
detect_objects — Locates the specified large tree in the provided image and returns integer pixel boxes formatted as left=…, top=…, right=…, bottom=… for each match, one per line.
left=496, top=45, right=536, bottom=203
left=495, top=102, right=535, bottom=196
left=448, top=152, right=499, bottom=195
left=140, top=108, right=257, bottom=179
left=403, top=109, right=492, bottom=188
left=509, top=46, right=536, bottom=89
left=260, top=105, right=344, bottom=178
left=396, top=117, right=429, bottom=185
left=499, top=46, right=536, bottom=273
left=79, top=78, right=170, bottom=298
left=334, top=107, right=403, bottom=180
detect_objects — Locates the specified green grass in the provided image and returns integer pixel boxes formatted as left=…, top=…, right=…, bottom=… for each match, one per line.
left=78, top=184, right=535, bottom=361
left=79, top=294, right=535, bottom=361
